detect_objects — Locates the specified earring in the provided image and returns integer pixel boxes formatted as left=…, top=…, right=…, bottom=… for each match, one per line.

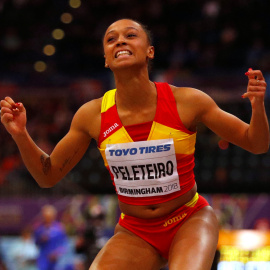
left=105, top=63, right=109, bottom=68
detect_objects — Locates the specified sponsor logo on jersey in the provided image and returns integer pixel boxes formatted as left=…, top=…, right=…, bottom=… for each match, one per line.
left=163, top=213, right=187, bottom=227
left=108, top=144, right=171, bottom=156
left=103, top=123, right=119, bottom=138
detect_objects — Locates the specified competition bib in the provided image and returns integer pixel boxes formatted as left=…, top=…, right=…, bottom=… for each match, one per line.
left=105, top=138, right=180, bottom=197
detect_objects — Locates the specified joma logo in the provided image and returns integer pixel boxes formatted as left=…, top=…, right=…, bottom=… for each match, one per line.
left=163, top=213, right=187, bottom=227
left=103, top=123, right=119, bottom=137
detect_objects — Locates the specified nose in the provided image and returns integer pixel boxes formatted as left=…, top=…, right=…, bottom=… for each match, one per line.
left=116, top=35, right=127, bottom=46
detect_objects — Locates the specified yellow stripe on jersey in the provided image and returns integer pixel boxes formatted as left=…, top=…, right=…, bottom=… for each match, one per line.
left=185, top=192, right=199, bottom=207
left=149, top=122, right=196, bottom=155
left=99, top=121, right=196, bottom=167
left=98, top=126, right=133, bottom=167
left=101, top=89, right=116, bottom=113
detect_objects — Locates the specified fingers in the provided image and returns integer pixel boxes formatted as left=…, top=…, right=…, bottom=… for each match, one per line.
left=242, top=91, right=265, bottom=100
left=248, top=78, right=267, bottom=90
left=242, top=68, right=267, bottom=100
left=1, top=97, right=25, bottom=124
left=1, top=111, right=14, bottom=123
left=1, top=97, right=16, bottom=111
left=1, top=97, right=17, bottom=111
left=4, top=96, right=16, bottom=105
left=245, top=68, right=265, bottom=81
left=1, top=97, right=24, bottom=113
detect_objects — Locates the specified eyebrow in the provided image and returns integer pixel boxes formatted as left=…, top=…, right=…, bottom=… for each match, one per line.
left=105, top=27, right=139, bottom=37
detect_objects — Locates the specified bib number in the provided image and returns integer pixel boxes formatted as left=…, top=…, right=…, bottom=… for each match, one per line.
left=105, top=139, right=180, bottom=197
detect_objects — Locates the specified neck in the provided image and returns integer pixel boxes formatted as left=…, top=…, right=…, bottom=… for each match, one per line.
left=113, top=67, right=156, bottom=110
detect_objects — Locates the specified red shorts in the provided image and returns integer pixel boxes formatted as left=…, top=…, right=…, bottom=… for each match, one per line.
left=118, top=193, right=209, bottom=259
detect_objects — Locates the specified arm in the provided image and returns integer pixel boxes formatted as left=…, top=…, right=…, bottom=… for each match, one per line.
left=173, top=69, right=269, bottom=154
left=0, top=97, right=100, bottom=187
left=198, top=69, right=269, bottom=154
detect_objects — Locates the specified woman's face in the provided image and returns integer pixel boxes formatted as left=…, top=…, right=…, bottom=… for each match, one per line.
left=103, top=19, right=154, bottom=71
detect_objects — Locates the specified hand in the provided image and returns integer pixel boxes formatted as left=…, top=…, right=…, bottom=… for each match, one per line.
left=0, top=97, right=27, bottom=137
left=243, top=68, right=267, bottom=106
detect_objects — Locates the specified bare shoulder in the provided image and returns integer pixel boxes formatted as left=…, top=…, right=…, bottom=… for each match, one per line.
left=170, top=85, right=217, bottom=115
left=71, top=97, right=102, bottom=141
left=168, top=84, right=219, bottom=129
left=76, top=97, right=102, bottom=116
left=169, top=84, right=212, bottom=103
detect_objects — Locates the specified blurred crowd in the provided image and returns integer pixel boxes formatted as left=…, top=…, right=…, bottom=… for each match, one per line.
left=0, top=198, right=116, bottom=270
left=0, top=0, right=270, bottom=84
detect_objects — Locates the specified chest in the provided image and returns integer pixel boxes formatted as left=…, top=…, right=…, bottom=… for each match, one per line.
left=117, top=106, right=156, bottom=126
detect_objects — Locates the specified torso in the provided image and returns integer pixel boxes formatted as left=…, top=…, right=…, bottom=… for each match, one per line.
left=118, top=184, right=197, bottom=218
left=86, top=83, right=198, bottom=219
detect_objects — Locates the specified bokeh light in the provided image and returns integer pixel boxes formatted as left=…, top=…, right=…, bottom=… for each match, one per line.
left=52, top=29, right=65, bottom=40
left=60, top=13, right=73, bottom=24
left=69, top=0, right=81, bottom=8
left=218, top=139, right=229, bottom=150
left=34, top=61, right=47, bottom=72
left=43, top=44, right=56, bottom=56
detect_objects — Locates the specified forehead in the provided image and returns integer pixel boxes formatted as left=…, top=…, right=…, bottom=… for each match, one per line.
left=105, top=20, right=143, bottom=35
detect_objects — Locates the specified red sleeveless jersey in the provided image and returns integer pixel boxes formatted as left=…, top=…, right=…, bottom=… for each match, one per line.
left=98, top=82, right=196, bottom=205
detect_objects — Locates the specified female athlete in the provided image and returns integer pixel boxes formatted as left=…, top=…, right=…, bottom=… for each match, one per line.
left=1, top=19, right=269, bottom=270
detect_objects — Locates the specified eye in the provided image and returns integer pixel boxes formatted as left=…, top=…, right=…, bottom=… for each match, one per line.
left=127, top=33, right=137, bottom=38
left=107, top=36, right=115, bottom=43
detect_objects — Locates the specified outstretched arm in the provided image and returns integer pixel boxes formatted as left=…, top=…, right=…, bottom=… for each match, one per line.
left=0, top=97, right=99, bottom=187
left=199, top=69, right=269, bottom=154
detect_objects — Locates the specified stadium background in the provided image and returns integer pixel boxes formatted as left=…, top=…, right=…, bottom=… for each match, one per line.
left=0, top=0, right=270, bottom=269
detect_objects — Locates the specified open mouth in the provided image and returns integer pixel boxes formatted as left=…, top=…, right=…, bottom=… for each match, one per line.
left=115, top=50, right=132, bottom=58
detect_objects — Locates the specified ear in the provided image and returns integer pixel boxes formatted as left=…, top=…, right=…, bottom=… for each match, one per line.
left=104, top=55, right=109, bottom=68
left=147, top=46, right=155, bottom=60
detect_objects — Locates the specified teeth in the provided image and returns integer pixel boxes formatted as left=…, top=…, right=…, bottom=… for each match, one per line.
left=116, top=50, right=131, bottom=58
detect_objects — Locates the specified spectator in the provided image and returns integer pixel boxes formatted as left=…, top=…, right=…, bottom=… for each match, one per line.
left=34, top=205, right=68, bottom=270
left=10, top=226, right=39, bottom=270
